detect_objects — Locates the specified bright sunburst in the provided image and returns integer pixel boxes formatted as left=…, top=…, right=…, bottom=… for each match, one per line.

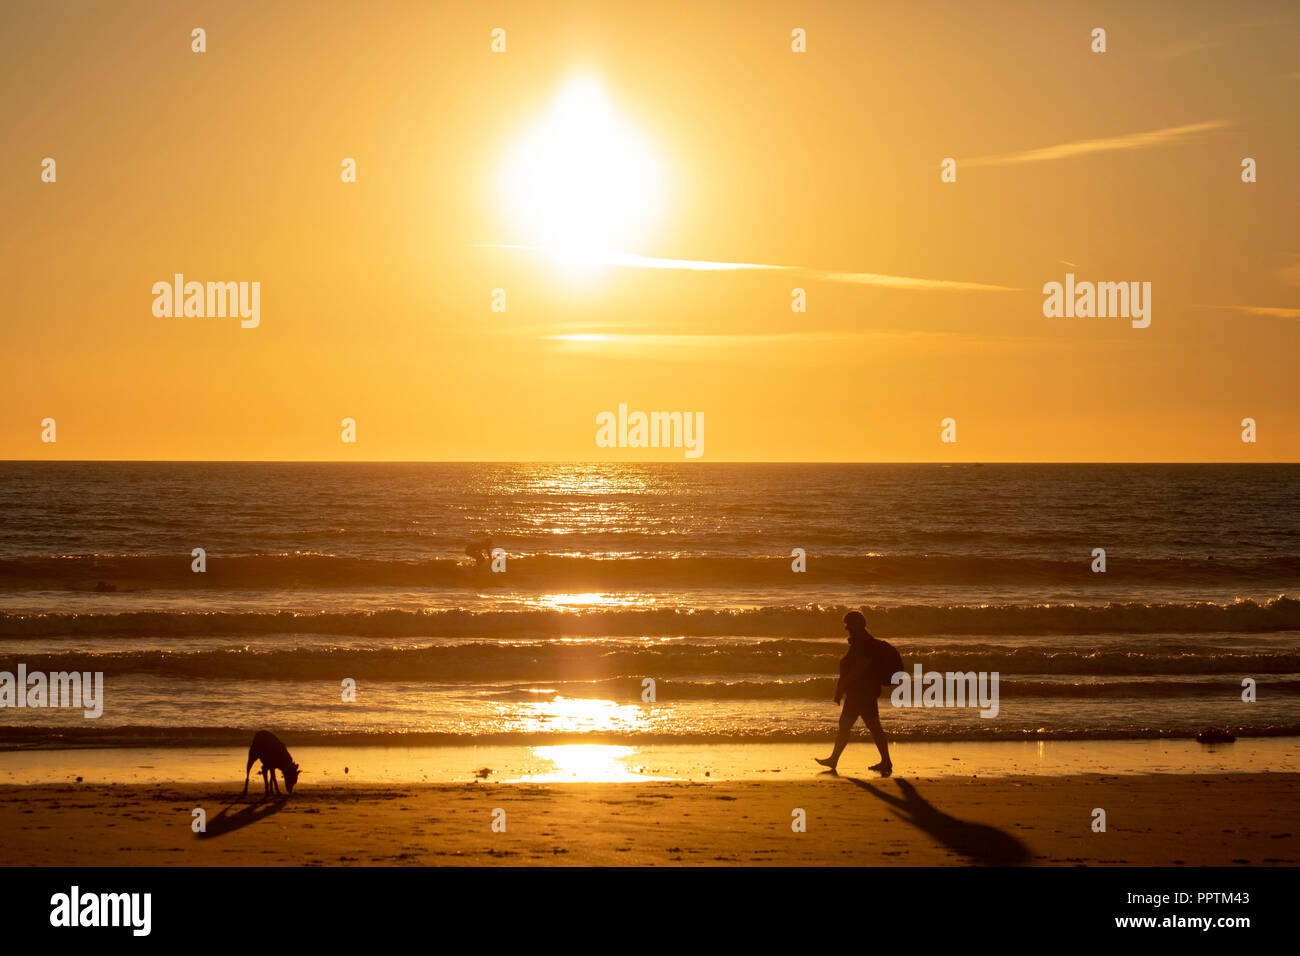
left=498, top=76, right=664, bottom=272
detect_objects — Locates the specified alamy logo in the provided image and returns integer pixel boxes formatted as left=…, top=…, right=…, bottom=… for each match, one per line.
left=152, top=274, right=260, bottom=328
left=1042, top=272, right=1151, bottom=328
left=595, top=404, right=704, bottom=458
left=49, top=886, right=150, bottom=936
left=889, top=665, right=1000, bottom=718
left=0, top=665, right=103, bottom=718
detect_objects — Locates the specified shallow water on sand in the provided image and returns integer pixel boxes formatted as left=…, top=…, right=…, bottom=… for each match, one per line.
left=2, top=739, right=1295, bottom=786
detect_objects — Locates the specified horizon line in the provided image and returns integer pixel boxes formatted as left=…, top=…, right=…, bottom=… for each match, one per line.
left=2, top=459, right=1295, bottom=466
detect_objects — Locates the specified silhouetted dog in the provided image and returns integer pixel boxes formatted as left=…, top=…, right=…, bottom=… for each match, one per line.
left=241, top=730, right=301, bottom=798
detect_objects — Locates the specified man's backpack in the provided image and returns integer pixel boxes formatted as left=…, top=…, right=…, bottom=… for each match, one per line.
left=870, top=637, right=904, bottom=686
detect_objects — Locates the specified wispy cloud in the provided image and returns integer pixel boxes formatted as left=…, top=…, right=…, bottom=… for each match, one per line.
left=965, top=120, right=1229, bottom=168
left=476, top=244, right=1019, bottom=292
left=543, top=329, right=1129, bottom=356
left=1199, top=304, right=1300, bottom=319
left=1155, top=17, right=1295, bottom=60
left=549, top=329, right=950, bottom=344
left=1154, top=39, right=1221, bottom=60
left=550, top=331, right=879, bottom=345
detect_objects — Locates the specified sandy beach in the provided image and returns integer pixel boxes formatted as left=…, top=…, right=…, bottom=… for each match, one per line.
left=3, top=772, right=1296, bottom=867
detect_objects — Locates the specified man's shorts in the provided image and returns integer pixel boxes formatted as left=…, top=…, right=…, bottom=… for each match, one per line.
left=842, top=687, right=882, bottom=718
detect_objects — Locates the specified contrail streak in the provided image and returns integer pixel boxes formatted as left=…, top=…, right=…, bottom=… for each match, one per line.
left=476, top=244, right=1020, bottom=292
left=965, top=120, right=1229, bottom=168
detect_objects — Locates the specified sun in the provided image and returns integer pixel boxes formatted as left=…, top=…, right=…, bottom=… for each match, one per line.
left=498, top=76, right=665, bottom=272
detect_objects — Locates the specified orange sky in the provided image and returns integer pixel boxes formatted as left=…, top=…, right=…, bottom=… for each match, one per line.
left=2, top=0, right=1298, bottom=461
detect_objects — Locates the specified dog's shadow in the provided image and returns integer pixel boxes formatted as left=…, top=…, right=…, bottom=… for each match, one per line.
left=197, top=797, right=287, bottom=840
left=845, top=777, right=1032, bottom=865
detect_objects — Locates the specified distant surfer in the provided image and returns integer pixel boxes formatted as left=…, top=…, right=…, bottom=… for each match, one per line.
left=464, top=536, right=493, bottom=572
left=816, top=610, right=900, bottom=775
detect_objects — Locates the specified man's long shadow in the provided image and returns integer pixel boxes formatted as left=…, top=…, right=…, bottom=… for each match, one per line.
left=196, top=797, right=287, bottom=840
left=845, top=777, right=1031, bottom=865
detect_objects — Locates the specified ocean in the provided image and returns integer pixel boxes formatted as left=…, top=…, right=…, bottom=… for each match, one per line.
left=1, top=462, right=1297, bottom=748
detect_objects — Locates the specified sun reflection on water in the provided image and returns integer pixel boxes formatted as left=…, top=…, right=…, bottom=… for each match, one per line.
left=526, top=591, right=660, bottom=610
left=493, top=696, right=679, bottom=780
left=508, top=744, right=676, bottom=782
left=511, top=695, right=650, bottom=734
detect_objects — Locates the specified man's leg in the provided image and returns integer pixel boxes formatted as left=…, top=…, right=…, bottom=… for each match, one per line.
left=817, top=700, right=861, bottom=770
left=862, top=693, right=891, bottom=772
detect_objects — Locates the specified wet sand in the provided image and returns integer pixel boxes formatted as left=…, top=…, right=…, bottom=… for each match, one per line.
left=2, top=773, right=1296, bottom=866
left=3, top=738, right=1295, bottom=785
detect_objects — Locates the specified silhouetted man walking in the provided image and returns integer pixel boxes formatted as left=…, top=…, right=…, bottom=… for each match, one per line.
left=816, top=610, right=898, bottom=775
